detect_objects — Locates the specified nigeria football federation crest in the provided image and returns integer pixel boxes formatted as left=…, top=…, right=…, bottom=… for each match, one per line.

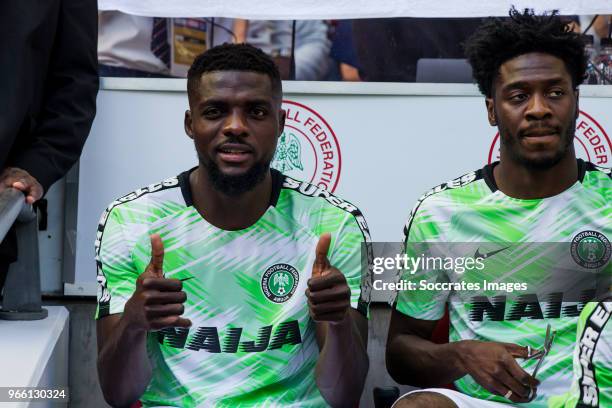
left=272, top=100, right=342, bottom=192
left=261, top=263, right=300, bottom=303
left=571, top=230, right=611, bottom=269
left=271, top=132, right=304, bottom=173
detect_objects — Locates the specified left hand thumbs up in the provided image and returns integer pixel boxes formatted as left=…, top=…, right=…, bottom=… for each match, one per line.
left=312, top=233, right=332, bottom=277
left=307, top=233, right=350, bottom=324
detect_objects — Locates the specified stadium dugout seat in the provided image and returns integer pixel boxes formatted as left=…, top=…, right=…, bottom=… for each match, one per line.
left=415, top=58, right=474, bottom=83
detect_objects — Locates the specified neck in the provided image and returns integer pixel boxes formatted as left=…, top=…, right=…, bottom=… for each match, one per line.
left=189, top=166, right=272, bottom=230
left=494, top=153, right=578, bottom=199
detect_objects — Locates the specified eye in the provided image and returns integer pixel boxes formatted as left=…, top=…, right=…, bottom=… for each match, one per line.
left=203, top=107, right=222, bottom=119
left=509, top=93, right=528, bottom=102
left=548, top=89, right=565, bottom=98
left=250, top=106, right=268, bottom=118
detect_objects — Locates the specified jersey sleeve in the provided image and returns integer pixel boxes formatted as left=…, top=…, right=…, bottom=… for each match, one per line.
left=548, top=301, right=612, bottom=408
left=95, top=207, right=140, bottom=319
left=326, top=209, right=372, bottom=317
left=394, top=201, right=450, bottom=321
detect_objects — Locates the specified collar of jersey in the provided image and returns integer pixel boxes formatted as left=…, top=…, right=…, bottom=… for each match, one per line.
left=177, top=166, right=284, bottom=208
left=482, top=159, right=587, bottom=201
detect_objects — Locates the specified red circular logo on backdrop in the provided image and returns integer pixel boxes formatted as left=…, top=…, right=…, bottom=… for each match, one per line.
left=272, top=100, right=342, bottom=192
left=488, top=110, right=611, bottom=168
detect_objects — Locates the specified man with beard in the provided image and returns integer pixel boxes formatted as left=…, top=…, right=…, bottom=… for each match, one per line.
left=386, top=8, right=610, bottom=408
left=95, top=44, right=370, bottom=407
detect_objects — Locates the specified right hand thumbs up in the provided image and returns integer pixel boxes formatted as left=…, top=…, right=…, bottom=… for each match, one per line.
left=124, top=234, right=192, bottom=331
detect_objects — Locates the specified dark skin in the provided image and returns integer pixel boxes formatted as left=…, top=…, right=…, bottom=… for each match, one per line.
left=97, top=234, right=189, bottom=407
left=185, top=71, right=284, bottom=230
left=97, top=71, right=368, bottom=407
left=387, top=313, right=538, bottom=404
left=488, top=52, right=580, bottom=199
left=307, top=233, right=369, bottom=407
left=0, top=167, right=44, bottom=204
left=387, top=52, right=579, bottom=406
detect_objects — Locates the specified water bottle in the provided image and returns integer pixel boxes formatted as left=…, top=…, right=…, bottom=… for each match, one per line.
left=583, top=35, right=599, bottom=84
left=597, top=38, right=612, bottom=85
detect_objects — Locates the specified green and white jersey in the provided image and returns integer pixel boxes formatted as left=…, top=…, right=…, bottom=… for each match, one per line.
left=548, top=300, right=612, bottom=408
left=95, top=169, right=371, bottom=407
left=395, top=159, right=611, bottom=407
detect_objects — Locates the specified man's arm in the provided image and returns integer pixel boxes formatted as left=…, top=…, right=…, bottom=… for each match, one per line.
left=97, top=315, right=152, bottom=407
left=314, top=310, right=368, bottom=408
left=386, top=308, right=539, bottom=404
left=9, top=0, right=98, bottom=192
left=97, top=235, right=190, bottom=407
left=307, top=234, right=369, bottom=408
left=386, top=308, right=462, bottom=387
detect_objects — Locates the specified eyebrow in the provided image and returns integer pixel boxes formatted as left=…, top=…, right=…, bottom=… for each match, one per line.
left=501, top=77, right=570, bottom=92
left=198, top=98, right=273, bottom=108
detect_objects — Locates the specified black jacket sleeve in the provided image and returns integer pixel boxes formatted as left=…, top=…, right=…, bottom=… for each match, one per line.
left=9, top=0, right=99, bottom=193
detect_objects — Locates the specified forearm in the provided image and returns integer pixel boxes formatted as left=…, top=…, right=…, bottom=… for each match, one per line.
left=98, top=317, right=152, bottom=407
left=386, top=333, right=467, bottom=387
left=315, top=313, right=369, bottom=407
left=233, top=19, right=249, bottom=43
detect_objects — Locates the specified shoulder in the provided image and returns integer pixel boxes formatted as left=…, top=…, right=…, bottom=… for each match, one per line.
left=582, top=160, right=612, bottom=184
left=97, top=175, right=186, bottom=235
left=403, top=166, right=492, bottom=237
left=580, top=160, right=611, bottom=201
left=280, top=175, right=362, bottom=216
left=276, top=174, right=370, bottom=241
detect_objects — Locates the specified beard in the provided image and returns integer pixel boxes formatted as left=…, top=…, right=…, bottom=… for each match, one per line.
left=200, top=154, right=271, bottom=197
left=499, top=117, right=576, bottom=170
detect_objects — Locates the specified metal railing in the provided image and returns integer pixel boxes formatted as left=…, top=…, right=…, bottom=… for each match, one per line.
left=0, top=188, right=26, bottom=242
left=0, top=188, right=47, bottom=320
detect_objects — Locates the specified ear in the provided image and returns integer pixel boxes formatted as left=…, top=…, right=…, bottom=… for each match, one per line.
left=574, top=88, right=580, bottom=118
left=278, top=109, right=286, bottom=138
left=485, top=97, right=497, bottom=126
left=184, top=110, right=194, bottom=139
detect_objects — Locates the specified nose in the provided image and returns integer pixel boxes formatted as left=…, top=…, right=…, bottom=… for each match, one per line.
left=525, top=93, right=552, bottom=120
left=223, top=110, right=248, bottom=137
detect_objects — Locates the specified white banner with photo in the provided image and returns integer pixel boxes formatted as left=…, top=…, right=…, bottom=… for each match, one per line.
left=98, top=0, right=612, bottom=19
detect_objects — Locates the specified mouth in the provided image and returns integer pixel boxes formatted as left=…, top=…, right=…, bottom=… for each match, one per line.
left=520, top=128, right=559, bottom=138
left=518, top=128, right=563, bottom=151
left=216, top=143, right=253, bottom=164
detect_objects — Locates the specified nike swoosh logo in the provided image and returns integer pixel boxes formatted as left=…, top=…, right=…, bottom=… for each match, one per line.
left=474, top=246, right=510, bottom=260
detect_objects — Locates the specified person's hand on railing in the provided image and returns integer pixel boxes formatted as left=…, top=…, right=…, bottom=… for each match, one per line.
left=0, top=167, right=43, bottom=204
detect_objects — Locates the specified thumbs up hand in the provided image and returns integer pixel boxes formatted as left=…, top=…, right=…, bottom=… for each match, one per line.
left=123, top=234, right=191, bottom=332
left=306, top=233, right=351, bottom=324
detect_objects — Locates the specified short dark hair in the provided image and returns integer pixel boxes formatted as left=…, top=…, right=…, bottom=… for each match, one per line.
left=187, top=43, right=282, bottom=101
left=464, top=8, right=587, bottom=98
